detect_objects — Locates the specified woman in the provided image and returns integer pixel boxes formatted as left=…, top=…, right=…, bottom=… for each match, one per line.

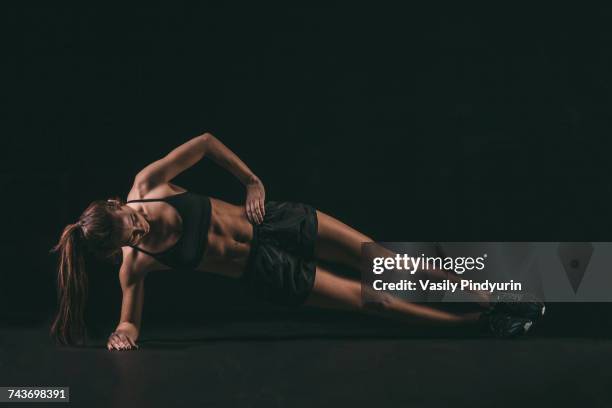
left=50, top=132, right=543, bottom=349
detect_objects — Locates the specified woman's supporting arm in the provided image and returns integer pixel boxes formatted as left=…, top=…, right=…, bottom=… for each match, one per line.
left=107, top=265, right=145, bottom=351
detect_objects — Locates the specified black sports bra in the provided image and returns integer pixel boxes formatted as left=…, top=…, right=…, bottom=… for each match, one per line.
left=126, top=191, right=212, bottom=270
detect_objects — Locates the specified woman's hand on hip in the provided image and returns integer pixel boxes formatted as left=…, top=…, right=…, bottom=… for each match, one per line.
left=107, top=330, right=139, bottom=351
left=245, top=177, right=266, bottom=225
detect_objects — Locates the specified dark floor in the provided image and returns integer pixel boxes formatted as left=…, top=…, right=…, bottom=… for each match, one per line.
left=2, top=323, right=612, bottom=408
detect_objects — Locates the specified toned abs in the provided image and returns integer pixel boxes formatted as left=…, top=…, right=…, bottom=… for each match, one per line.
left=198, top=197, right=254, bottom=278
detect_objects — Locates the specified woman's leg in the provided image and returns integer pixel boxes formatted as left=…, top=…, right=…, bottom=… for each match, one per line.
left=304, top=264, right=481, bottom=326
left=314, top=209, right=492, bottom=305
left=314, top=209, right=374, bottom=271
left=309, top=210, right=534, bottom=336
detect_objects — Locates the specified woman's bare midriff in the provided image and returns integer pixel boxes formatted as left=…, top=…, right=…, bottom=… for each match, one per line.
left=195, top=197, right=255, bottom=278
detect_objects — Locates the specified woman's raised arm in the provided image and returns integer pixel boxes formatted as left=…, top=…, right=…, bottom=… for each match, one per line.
left=134, top=132, right=266, bottom=224
left=133, top=133, right=211, bottom=190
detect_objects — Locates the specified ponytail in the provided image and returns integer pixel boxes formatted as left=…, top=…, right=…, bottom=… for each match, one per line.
left=49, top=222, right=89, bottom=345
left=50, top=197, right=125, bottom=345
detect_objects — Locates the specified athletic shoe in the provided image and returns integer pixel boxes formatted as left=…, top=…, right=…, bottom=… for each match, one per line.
left=490, top=291, right=545, bottom=323
left=480, top=309, right=533, bottom=338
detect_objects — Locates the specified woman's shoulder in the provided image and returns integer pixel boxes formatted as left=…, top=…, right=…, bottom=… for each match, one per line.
left=126, top=181, right=188, bottom=202
left=118, top=248, right=147, bottom=281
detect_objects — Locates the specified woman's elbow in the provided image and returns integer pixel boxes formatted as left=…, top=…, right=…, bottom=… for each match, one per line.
left=200, top=131, right=214, bottom=143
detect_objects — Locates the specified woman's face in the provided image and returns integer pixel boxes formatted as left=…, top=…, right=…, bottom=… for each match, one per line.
left=113, top=205, right=150, bottom=247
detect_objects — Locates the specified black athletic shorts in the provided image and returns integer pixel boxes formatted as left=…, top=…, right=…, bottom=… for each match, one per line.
left=242, top=201, right=318, bottom=307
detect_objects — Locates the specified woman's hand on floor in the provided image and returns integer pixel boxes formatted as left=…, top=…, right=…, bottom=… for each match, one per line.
left=245, top=177, right=266, bottom=224
left=107, top=330, right=139, bottom=351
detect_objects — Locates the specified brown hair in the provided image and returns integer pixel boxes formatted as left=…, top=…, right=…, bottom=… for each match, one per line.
left=49, top=197, right=125, bottom=345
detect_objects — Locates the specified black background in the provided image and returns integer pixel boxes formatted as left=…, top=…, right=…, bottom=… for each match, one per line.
left=3, top=4, right=612, bottom=338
